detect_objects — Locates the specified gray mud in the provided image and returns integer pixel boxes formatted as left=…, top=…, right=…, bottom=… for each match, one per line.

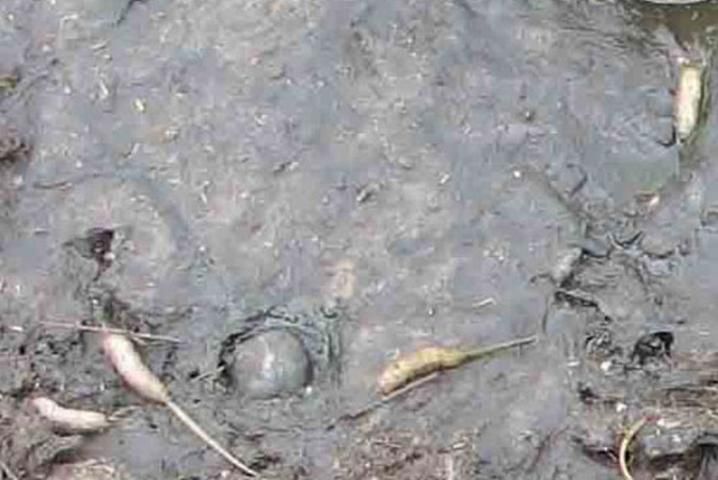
left=3, top=0, right=718, bottom=479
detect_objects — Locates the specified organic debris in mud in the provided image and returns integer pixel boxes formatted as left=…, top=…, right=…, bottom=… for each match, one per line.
left=333, top=431, right=452, bottom=480
left=84, top=288, right=188, bottom=344
left=329, top=372, right=440, bottom=429
left=572, top=342, right=718, bottom=478
left=39, top=321, right=181, bottom=344
left=101, top=332, right=258, bottom=476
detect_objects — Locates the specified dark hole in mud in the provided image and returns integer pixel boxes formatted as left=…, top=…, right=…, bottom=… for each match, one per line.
left=64, top=228, right=115, bottom=279
left=630, top=331, right=674, bottom=366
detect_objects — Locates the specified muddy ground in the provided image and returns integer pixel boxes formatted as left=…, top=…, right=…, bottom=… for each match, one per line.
left=3, top=0, right=718, bottom=479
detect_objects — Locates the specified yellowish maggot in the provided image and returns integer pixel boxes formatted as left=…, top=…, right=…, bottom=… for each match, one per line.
left=674, top=59, right=709, bottom=145
left=377, top=335, right=536, bottom=395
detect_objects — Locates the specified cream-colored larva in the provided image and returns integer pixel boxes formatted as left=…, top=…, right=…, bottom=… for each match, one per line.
left=674, top=60, right=707, bottom=145
left=101, top=333, right=258, bottom=477
left=30, top=397, right=112, bottom=434
left=101, top=333, right=169, bottom=404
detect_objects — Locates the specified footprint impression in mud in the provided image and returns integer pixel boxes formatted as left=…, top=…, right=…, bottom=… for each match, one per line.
left=218, top=299, right=343, bottom=399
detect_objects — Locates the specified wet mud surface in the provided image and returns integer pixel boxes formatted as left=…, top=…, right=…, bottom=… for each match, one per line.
left=4, top=0, right=718, bottom=478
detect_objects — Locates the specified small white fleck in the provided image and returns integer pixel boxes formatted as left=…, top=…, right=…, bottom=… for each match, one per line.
left=600, top=360, right=612, bottom=373
left=513, top=169, right=522, bottom=179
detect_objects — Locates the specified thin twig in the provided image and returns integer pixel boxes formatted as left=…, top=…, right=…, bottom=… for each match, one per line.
left=40, top=321, right=181, bottom=343
left=329, top=372, right=440, bottom=428
left=619, top=416, right=649, bottom=480
left=0, top=459, right=20, bottom=480
left=472, top=297, right=496, bottom=309
left=380, top=371, right=440, bottom=403
left=190, top=366, right=225, bottom=383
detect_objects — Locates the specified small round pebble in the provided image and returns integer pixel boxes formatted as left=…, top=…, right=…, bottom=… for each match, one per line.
left=229, top=330, right=311, bottom=399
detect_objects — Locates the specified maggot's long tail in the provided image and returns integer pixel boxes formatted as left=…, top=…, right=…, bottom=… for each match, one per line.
left=462, top=335, right=537, bottom=362
left=167, top=401, right=258, bottom=477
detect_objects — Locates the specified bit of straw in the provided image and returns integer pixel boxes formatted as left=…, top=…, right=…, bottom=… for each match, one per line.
left=331, top=372, right=440, bottom=427
left=0, top=459, right=19, bottom=480
left=472, top=297, right=496, bottom=309
left=619, top=416, right=649, bottom=480
left=40, top=321, right=181, bottom=343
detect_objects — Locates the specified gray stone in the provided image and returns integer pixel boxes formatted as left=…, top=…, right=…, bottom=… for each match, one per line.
left=229, top=330, right=311, bottom=399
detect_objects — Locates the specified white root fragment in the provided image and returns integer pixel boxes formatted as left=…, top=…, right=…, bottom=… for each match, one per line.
left=101, top=333, right=258, bottom=477
left=31, top=397, right=112, bottom=434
